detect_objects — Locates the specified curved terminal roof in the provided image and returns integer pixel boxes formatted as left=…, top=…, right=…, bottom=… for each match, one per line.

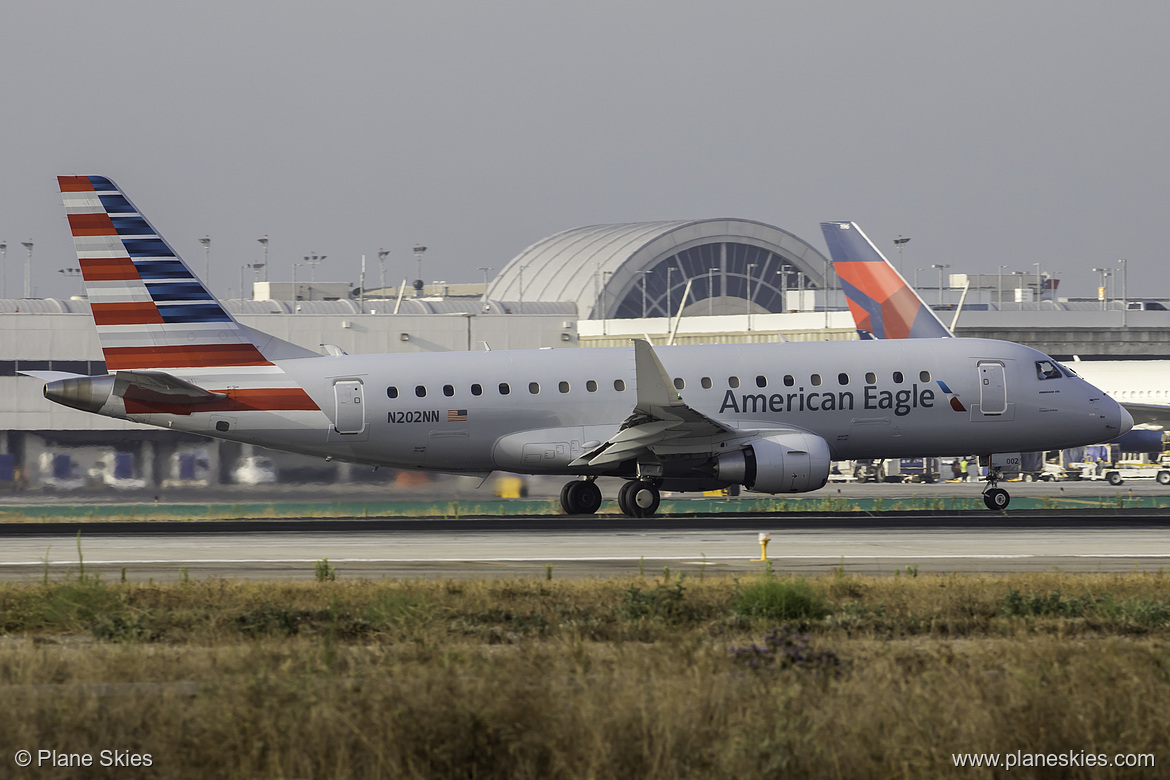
left=485, top=219, right=831, bottom=319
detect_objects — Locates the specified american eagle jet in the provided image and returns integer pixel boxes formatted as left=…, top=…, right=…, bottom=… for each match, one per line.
left=33, top=178, right=1132, bottom=514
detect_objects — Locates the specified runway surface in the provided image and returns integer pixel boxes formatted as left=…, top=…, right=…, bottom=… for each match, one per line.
left=2, top=512, right=1169, bottom=581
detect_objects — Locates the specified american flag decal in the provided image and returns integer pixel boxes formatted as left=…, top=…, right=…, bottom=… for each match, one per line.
left=447, top=409, right=468, bottom=422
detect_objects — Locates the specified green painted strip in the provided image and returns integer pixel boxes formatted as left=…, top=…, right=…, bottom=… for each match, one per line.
left=0, top=493, right=1163, bottom=522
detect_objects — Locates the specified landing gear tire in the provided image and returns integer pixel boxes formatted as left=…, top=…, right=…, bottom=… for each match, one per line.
left=560, top=480, right=602, bottom=515
left=618, top=480, right=660, bottom=518
left=983, top=488, right=1010, bottom=510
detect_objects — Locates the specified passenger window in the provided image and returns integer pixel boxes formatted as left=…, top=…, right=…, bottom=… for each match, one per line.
left=784, top=375, right=795, bottom=387
left=529, top=382, right=540, bottom=394
left=1035, top=360, right=1062, bottom=380
left=893, top=371, right=904, bottom=384
left=498, top=383, right=510, bottom=395
left=755, top=375, right=767, bottom=388
left=701, top=377, right=712, bottom=389
left=586, top=380, right=598, bottom=392
left=415, top=385, right=426, bottom=398
left=919, top=371, right=931, bottom=383
left=443, top=384, right=454, bottom=397
left=837, top=373, right=849, bottom=385
left=728, top=376, right=740, bottom=389
left=559, top=381, right=570, bottom=393
left=614, top=379, right=626, bottom=391
left=865, top=372, right=876, bottom=384
left=387, top=386, right=399, bottom=399
left=811, top=374, right=822, bottom=387
left=471, top=384, right=483, bottom=396
left=673, top=378, right=685, bottom=390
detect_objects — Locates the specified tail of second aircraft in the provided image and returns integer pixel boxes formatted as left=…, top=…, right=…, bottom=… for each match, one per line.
left=58, top=175, right=316, bottom=372
left=820, top=221, right=952, bottom=339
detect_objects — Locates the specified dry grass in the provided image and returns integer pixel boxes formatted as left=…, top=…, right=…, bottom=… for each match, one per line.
left=1, top=571, right=1168, bottom=778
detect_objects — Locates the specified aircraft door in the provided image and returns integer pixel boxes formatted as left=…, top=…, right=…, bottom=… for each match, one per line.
left=978, top=361, right=1006, bottom=415
left=333, top=380, right=366, bottom=435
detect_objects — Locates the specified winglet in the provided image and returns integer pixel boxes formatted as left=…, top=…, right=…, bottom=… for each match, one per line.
left=820, top=221, right=953, bottom=339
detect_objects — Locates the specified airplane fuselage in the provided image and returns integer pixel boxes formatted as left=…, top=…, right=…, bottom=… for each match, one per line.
left=70, top=337, right=1125, bottom=483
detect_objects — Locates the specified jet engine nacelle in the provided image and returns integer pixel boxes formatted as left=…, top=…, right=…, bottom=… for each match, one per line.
left=714, top=432, right=831, bottom=493
left=43, top=375, right=116, bottom=414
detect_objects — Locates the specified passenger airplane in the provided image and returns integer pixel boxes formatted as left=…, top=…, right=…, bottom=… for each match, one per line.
left=820, top=219, right=1170, bottom=435
left=31, top=177, right=1131, bottom=514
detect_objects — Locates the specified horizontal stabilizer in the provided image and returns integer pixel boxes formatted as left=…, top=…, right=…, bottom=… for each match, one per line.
left=113, top=370, right=226, bottom=405
left=19, top=370, right=88, bottom=382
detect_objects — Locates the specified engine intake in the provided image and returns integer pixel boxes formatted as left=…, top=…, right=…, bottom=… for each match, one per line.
left=714, top=432, right=831, bottom=493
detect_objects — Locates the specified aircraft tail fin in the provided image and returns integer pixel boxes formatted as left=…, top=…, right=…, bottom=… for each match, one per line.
left=819, top=221, right=953, bottom=339
left=58, top=176, right=317, bottom=371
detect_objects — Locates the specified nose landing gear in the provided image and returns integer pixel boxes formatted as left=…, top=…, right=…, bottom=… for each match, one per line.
left=982, top=466, right=1010, bottom=510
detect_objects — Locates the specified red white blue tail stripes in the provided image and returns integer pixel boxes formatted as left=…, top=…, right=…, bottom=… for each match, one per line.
left=59, top=176, right=271, bottom=370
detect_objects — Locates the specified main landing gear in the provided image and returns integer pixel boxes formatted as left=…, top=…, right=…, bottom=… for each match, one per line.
left=559, top=479, right=603, bottom=515
left=982, top=466, right=1010, bottom=510
left=558, top=478, right=663, bottom=517
left=617, top=479, right=661, bottom=518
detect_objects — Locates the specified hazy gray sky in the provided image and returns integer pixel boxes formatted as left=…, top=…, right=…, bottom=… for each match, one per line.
left=3, top=1, right=1168, bottom=301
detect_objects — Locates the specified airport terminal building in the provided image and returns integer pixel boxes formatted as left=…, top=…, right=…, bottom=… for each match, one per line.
left=2, top=217, right=1167, bottom=489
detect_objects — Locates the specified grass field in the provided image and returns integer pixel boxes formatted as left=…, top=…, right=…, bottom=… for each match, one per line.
left=2, top=568, right=1167, bottom=778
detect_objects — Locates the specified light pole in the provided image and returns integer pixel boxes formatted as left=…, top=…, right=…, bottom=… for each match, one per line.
left=21, top=241, right=33, bottom=298
left=240, top=264, right=261, bottom=299
left=1033, top=261, right=1042, bottom=304
left=641, top=271, right=649, bottom=318
left=893, top=236, right=910, bottom=272
left=0, top=241, right=6, bottom=298
left=478, top=266, right=494, bottom=287
left=413, top=244, right=427, bottom=296
left=304, top=253, right=324, bottom=283
left=666, top=266, right=674, bottom=317
left=914, top=267, right=924, bottom=291
left=518, top=264, right=527, bottom=314
left=1119, top=258, right=1128, bottom=327
left=377, top=248, right=389, bottom=296
left=58, top=267, right=83, bottom=296
left=746, top=263, right=756, bottom=329
left=708, top=267, right=718, bottom=315
left=932, top=263, right=950, bottom=306
left=199, top=236, right=210, bottom=291
left=257, top=236, right=269, bottom=281
left=998, top=265, right=1008, bottom=309
left=1092, top=267, right=1110, bottom=311
left=292, top=262, right=304, bottom=311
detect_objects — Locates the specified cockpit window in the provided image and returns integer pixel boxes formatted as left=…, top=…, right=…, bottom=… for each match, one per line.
left=1056, top=361, right=1078, bottom=378
left=1036, top=360, right=1062, bottom=380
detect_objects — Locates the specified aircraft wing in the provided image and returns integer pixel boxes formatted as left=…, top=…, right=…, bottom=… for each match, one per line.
left=571, top=340, right=733, bottom=468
